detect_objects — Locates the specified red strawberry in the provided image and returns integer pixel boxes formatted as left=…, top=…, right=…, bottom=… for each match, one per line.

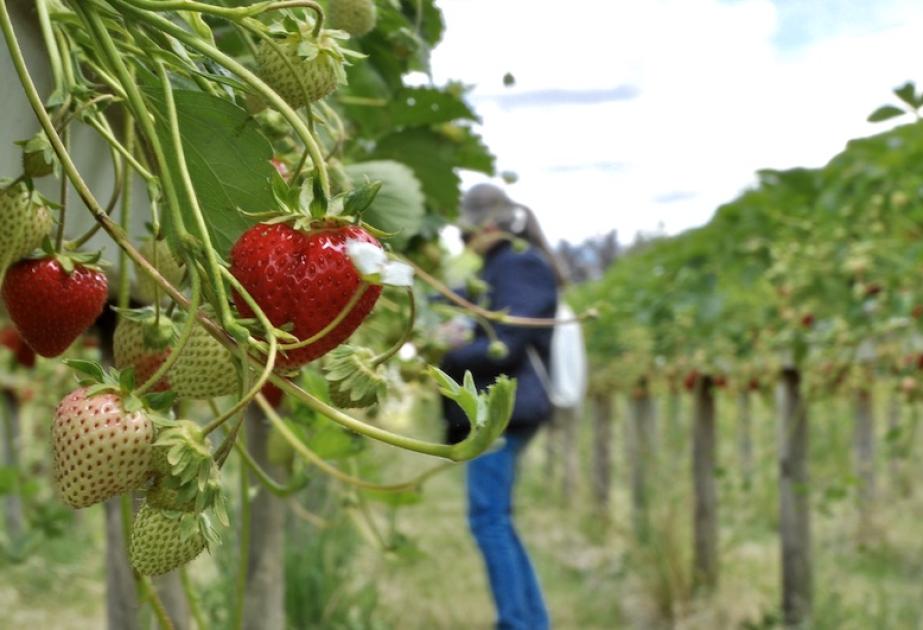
left=52, top=387, right=154, bottom=508
left=1, top=257, right=108, bottom=357
left=683, top=370, right=699, bottom=392
left=0, top=325, right=36, bottom=368
left=261, top=382, right=285, bottom=408
left=229, top=222, right=382, bottom=368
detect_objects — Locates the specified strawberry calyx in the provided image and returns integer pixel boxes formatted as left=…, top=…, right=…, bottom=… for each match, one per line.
left=113, top=306, right=178, bottom=349
left=264, top=12, right=365, bottom=66
left=149, top=418, right=229, bottom=547
left=323, top=344, right=388, bottom=408
left=15, top=130, right=57, bottom=180
left=64, top=359, right=177, bottom=414
left=31, top=237, right=105, bottom=275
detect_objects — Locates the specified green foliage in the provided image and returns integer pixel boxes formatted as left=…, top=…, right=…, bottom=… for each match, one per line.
left=143, top=88, right=276, bottom=256
left=345, top=160, right=426, bottom=248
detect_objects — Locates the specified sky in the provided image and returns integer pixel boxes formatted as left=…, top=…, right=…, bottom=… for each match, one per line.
left=425, top=0, right=923, bottom=246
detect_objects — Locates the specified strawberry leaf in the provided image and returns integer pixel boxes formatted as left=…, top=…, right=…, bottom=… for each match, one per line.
left=65, top=359, right=105, bottom=383
left=343, top=180, right=382, bottom=217
left=144, top=391, right=178, bottom=412
left=119, top=367, right=136, bottom=393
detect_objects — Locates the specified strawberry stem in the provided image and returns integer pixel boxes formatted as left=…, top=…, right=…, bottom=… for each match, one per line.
left=156, top=60, right=250, bottom=342
left=371, top=287, right=416, bottom=368
left=117, top=117, right=135, bottom=311
left=256, top=394, right=457, bottom=491
left=118, top=0, right=326, bottom=29
left=112, top=0, right=332, bottom=199
left=136, top=272, right=202, bottom=396
left=205, top=271, right=278, bottom=438
left=0, top=0, right=187, bottom=309
left=402, top=255, right=598, bottom=328
left=34, top=0, right=63, bottom=93
left=54, top=125, right=68, bottom=252
left=276, top=282, right=371, bottom=351
left=234, top=442, right=308, bottom=496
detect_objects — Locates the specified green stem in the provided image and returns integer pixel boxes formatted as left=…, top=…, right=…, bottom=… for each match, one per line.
left=77, top=5, right=191, bottom=243
left=0, top=0, right=184, bottom=306
left=257, top=394, right=456, bottom=489
left=111, top=0, right=331, bottom=198
left=84, top=115, right=155, bottom=181
left=202, top=276, right=278, bottom=435
left=136, top=272, right=202, bottom=396
left=140, top=576, right=177, bottom=630
left=34, top=0, right=62, bottom=90
left=372, top=288, right=416, bottom=367
left=117, top=117, right=134, bottom=310
left=234, top=442, right=308, bottom=496
left=179, top=567, right=208, bottom=630
left=55, top=126, right=68, bottom=251
left=277, top=282, right=370, bottom=351
left=405, top=256, right=593, bottom=328
left=155, top=60, right=247, bottom=340
left=118, top=0, right=325, bottom=26
left=0, top=7, right=496, bottom=463
left=212, top=343, right=255, bottom=463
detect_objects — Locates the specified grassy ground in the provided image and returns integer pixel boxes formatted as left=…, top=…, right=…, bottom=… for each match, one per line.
left=2, top=387, right=923, bottom=629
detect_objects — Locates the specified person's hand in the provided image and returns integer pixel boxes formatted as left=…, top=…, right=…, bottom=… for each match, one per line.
left=437, top=316, right=474, bottom=349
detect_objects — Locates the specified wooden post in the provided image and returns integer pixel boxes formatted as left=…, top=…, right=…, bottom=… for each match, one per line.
left=1, top=391, right=23, bottom=541
left=853, top=387, right=877, bottom=508
left=629, top=377, right=654, bottom=539
left=244, top=406, right=286, bottom=630
left=779, top=368, right=812, bottom=626
left=591, top=393, right=614, bottom=512
left=692, top=375, right=718, bottom=590
left=738, top=388, right=754, bottom=486
left=559, top=406, right=580, bottom=505
left=104, top=498, right=141, bottom=630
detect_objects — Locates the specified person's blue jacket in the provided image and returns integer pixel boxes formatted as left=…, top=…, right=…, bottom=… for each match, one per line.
left=441, top=241, right=558, bottom=443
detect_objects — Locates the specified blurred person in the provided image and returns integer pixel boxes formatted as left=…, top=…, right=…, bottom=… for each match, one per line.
left=440, top=183, right=564, bottom=630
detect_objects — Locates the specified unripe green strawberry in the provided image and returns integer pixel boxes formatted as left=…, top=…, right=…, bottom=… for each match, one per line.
left=129, top=503, right=206, bottom=576
left=52, top=387, right=154, bottom=508
left=147, top=481, right=195, bottom=512
left=0, top=183, right=53, bottom=279
left=329, top=0, right=378, bottom=37
left=114, top=315, right=240, bottom=400
left=134, top=238, right=185, bottom=305
left=256, top=20, right=353, bottom=108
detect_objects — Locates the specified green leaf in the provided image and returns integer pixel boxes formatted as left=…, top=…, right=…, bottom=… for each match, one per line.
left=343, top=180, right=382, bottom=216
left=142, top=88, right=276, bottom=256
left=144, top=391, right=178, bottom=412
left=345, top=161, right=425, bottom=247
left=867, top=104, right=905, bottom=123
left=0, top=466, right=18, bottom=495
left=119, top=368, right=136, bottom=393
left=893, top=82, right=919, bottom=108
left=388, top=87, right=477, bottom=128
left=360, top=487, right=422, bottom=506
left=370, top=128, right=459, bottom=212
left=307, top=424, right=364, bottom=460
left=65, top=359, right=105, bottom=383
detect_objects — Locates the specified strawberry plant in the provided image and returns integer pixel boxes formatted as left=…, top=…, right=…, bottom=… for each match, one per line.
left=0, top=0, right=576, bottom=626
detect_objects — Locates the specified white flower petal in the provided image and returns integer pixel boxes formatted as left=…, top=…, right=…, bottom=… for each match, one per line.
left=380, top=261, right=414, bottom=287
left=346, top=240, right=387, bottom=275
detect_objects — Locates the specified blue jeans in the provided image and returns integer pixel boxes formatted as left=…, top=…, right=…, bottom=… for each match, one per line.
left=467, top=433, right=550, bottom=630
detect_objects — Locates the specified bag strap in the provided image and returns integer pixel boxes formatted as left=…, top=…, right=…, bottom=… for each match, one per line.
left=526, top=345, right=556, bottom=404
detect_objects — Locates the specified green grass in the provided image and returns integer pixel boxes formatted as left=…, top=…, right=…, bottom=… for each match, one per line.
left=2, top=387, right=923, bottom=629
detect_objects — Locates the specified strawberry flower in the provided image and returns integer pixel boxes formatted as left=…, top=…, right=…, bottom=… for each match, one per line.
left=346, top=240, right=414, bottom=287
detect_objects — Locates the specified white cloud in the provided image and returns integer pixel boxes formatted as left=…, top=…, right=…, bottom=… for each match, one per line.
left=430, top=0, right=923, bottom=245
